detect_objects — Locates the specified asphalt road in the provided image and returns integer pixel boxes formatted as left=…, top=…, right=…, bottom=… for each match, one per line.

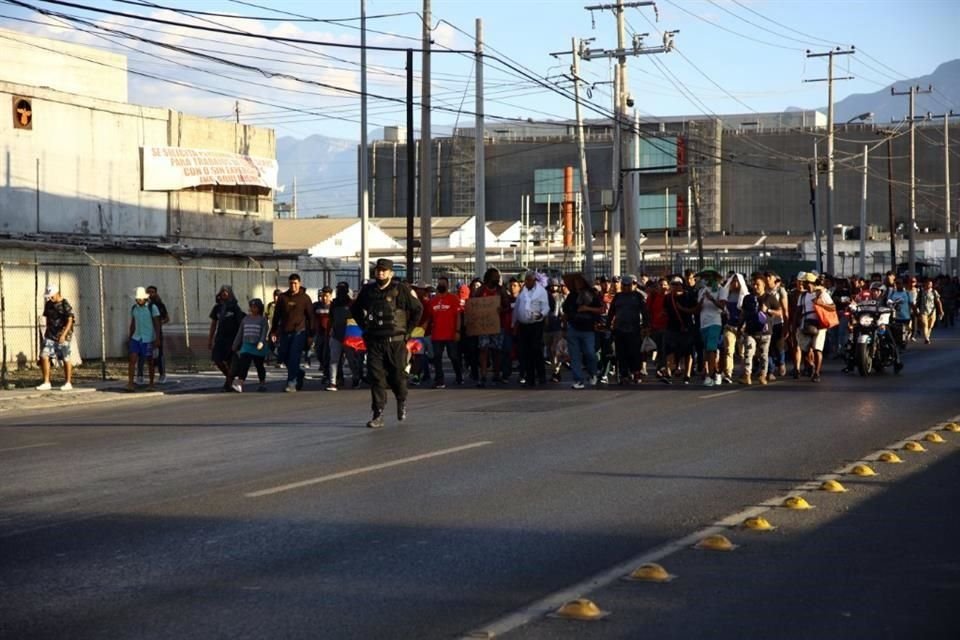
left=1, top=328, right=958, bottom=640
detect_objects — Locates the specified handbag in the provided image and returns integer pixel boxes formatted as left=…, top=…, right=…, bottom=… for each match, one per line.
left=814, top=300, right=839, bottom=330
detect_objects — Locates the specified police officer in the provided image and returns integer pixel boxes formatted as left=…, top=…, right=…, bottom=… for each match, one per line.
left=351, top=259, right=423, bottom=428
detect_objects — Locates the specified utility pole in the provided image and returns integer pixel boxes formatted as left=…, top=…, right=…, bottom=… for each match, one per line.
left=406, top=49, right=416, bottom=284
left=581, top=1, right=675, bottom=277
left=926, top=112, right=956, bottom=275
left=574, top=40, right=594, bottom=279
left=877, top=128, right=898, bottom=269
left=359, top=0, right=370, bottom=282
left=859, top=144, right=868, bottom=278
left=474, top=18, right=486, bottom=278
left=892, top=84, right=932, bottom=276
left=569, top=38, right=595, bottom=279
left=809, top=140, right=823, bottom=274
left=419, top=0, right=432, bottom=284
left=805, top=46, right=855, bottom=275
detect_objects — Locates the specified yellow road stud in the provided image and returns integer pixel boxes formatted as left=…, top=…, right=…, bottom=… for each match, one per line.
left=878, top=451, right=903, bottom=464
left=783, top=496, right=813, bottom=510
left=625, top=563, right=676, bottom=583
left=924, top=432, right=946, bottom=444
left=551, top=598, right=609, bottom=620
left=850, top=464, right=877, bottom=476
left=819, top=479, right=848, bottom=493
left=944, top=422, right=960, bottom=433
left=742, top=516, right=775, bottom=531
left=903, top=441, right=927, bottom=452
left=695, top=534, right=737, bottom=551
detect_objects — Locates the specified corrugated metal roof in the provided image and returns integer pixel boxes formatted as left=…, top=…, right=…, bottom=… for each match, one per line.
left=373, top=216, right=473, bottom=240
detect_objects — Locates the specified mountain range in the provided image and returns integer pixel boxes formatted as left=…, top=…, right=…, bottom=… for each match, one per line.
left=276, top=59, right=959, bottom=218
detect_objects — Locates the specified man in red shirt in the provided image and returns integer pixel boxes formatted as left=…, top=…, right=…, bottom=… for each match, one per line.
left=425, top=276, right=463, bottom=388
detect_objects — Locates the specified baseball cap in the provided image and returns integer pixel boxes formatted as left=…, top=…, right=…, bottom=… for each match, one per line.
left=43, top=284, right=58, bottom=300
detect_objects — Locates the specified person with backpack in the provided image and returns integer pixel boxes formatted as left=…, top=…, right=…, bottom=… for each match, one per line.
left=127, top=286, right=161, bottom=392
left=136, top=286, right=169, bottom=385
left=351, top=259, right=423, bottom=429
left=796, top=273, right=835, bottom=383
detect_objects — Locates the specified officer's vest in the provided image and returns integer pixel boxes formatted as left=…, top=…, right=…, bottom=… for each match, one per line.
left=365, top=282, right=409, bottom=337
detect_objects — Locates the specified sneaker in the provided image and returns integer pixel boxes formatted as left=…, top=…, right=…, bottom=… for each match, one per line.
left=767, top=373, right=776, bottom=383
left=714, top=374, right=723, bottom=386
left=125, top=382, right=136, bottom=392
left=366, top=412, right=385, bottom=429
left=792, top=369, right=800, bottom=380
left=551, top=374, right=562, bottom=383
left=722, top=374, right=733, bottom=385
left=325, top=384, right=338, bottom=391
left=397, top=401, right=407, bottom=422
left=284, top=383, right=297, bottom=393
left=158, top=374, right=167, bottom=384
left=295, top=370, right=306, bottom=391
left=776, top=364, right=786, bottom=377
left=59, top=382, right=73, bottom=391
left=811, top=373, right=822, bottom=383
left=683, top=376, right=691, bottom=385
left=135, top=375, right=145, bottom=386
left=519, top=378, right=527, bottom=385
left=659, top=375, right=672, bottom=385
left=433, top=382, right=446, bottom=389
left=35, top=382, right=53, bottom=391
left=704, top=377, right=715, bottom=387
left=572, top=381, right=585, bottom=390
left=231, top=382, right=243, bottom=393
left=589, top=376, right=598, bottom=386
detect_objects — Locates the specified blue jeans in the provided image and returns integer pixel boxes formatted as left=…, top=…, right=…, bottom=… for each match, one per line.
left=278, top=330, right=307, bottom=384
left=566, top=327, right=597, bottom=383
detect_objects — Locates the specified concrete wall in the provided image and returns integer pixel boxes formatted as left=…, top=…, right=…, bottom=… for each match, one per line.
left=0, top=84, right=277, bottom=254
left=0, top=28, right=128, bottom=102
left=721, top=123, right=959, bottom=235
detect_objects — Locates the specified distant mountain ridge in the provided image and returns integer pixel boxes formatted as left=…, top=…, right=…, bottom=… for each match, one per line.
left=830, top=59, right=959, bottom=123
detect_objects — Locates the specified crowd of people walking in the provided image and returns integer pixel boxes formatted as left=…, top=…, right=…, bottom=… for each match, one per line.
left=35, top=264, right=958, bottom=427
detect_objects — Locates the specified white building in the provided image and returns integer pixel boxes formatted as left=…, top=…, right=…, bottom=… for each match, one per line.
left=0, top=27, right=277, bottom=254
left=274, top=218, right=399, bottom=259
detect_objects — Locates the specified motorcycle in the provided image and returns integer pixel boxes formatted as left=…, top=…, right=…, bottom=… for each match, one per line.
left=842, top=299, right=904, bottom=376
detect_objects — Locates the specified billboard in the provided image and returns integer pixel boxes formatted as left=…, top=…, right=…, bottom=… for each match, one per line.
left=141, top=146, right=279, bottom=191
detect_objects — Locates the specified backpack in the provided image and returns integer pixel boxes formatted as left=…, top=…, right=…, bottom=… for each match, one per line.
left=741, top=294, right=768, bottom=334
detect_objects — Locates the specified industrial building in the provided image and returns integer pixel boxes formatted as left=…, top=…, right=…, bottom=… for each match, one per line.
left=364, top=111, right=958, bottom=261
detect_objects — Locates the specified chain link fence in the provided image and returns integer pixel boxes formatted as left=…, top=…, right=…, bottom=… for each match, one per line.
left=0, top=250, right=354, bottom=386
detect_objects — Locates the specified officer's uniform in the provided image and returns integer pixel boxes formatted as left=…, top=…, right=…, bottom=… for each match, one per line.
left=351, top=269, right=423, bottom=426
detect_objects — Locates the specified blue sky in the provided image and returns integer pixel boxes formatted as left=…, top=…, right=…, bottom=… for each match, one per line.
left=1, top=0, right=957, bottom=139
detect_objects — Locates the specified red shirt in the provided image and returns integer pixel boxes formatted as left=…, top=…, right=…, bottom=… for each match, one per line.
left=426, top=293, right=462, bottom=341
left=648, top=291, right=668, bottom=331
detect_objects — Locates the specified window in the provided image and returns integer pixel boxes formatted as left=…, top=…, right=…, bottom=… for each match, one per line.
left=13, top=96, right=32, bottom=130
left=193, top=185, right=267, bottom=214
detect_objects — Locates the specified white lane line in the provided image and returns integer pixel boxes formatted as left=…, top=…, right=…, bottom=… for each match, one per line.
left=0, top=442, right=58, bottom=454
left=245, top=441, right=494, bottom=498
left=699, top=389, right=744, bottom=399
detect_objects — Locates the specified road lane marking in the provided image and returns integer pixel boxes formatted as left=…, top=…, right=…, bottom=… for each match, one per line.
left=461, top=418, right=960, bottom=639
left=699, top=389, right=744, bottom=399
left=245, top=441, right=494, bottom=498
left=0, top=442, right=58, bottom=454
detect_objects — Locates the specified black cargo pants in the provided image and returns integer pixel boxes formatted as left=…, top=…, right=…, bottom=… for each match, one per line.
left=366, top=336, right=409, bottom=413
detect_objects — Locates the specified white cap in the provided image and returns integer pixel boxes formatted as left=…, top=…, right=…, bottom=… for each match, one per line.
left=43, top=284, right=58, bottom=300
left=134, top=286, right=149, bottom=300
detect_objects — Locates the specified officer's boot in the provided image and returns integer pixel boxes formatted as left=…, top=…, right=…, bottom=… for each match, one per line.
left=366, top=410, right=385, bottom=429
